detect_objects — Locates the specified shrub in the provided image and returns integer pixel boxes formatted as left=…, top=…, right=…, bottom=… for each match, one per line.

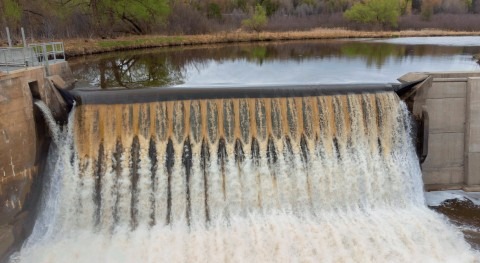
left=242, top=4, right=268, bottom=32
left=167, top=3, right=210, bottom=34
left=420, top=0, right=440, bottom=21
left=399, top=13, right=480, bottom=31
left=344, top=0, right=400, bottom=28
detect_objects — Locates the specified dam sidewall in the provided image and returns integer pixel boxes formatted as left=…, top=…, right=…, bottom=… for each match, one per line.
left=0, top=63, right=70, bottom=262
left=409, top=72, right=480, bottom=191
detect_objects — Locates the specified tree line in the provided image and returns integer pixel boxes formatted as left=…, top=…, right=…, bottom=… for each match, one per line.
left=1, top=0, right=479, bottom=39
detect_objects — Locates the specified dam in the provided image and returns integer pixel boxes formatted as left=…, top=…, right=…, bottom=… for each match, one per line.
left=2, top=39, right=480, bottom=262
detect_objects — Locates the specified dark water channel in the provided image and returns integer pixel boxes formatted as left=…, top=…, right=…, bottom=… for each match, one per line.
left=70, top=36, right=480, bottom=89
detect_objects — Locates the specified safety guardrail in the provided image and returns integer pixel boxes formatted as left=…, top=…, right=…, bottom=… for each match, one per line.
left=29, top=42, right=65, bottom=65
left=0, top=42, right=65, bottom=73
left=0, top=47, right=39, bottom=71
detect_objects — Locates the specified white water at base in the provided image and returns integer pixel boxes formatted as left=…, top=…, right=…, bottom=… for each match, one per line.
left=12, top=94, right=479, bottom=262
left=10, top=209, right=477, bottom=263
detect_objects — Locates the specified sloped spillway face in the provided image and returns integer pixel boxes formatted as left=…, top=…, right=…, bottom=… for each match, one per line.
left=13, top=93, right=478, bottom=262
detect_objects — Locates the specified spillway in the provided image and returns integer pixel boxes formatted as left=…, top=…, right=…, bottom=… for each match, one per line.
left=10, top=89, right=479, bottom=262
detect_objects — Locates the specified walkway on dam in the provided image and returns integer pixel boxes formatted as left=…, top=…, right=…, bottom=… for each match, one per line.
left=0, top=42, right=65, bottom=75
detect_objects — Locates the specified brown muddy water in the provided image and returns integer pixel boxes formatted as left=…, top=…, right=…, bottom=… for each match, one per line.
left=431, top=198, right=480, bottom=250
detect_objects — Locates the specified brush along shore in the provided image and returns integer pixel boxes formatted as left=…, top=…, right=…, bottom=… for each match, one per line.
left=56, top=28, right=480, bottom=57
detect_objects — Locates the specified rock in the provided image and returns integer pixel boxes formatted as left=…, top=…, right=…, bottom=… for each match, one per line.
left=474, top=54, right=480, bottom=62
left=0, top=225, right=14, bottom=260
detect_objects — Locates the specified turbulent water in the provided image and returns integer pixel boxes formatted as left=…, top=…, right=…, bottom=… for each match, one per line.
left=12, top=92, right=479, bottom=262
left=34, top=101, right=61, bottom=145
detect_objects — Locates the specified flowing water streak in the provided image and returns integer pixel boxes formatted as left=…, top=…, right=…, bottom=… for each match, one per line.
left=12, top=92, right=479, bottom=263
left=34, top=100, right=61, bottom=145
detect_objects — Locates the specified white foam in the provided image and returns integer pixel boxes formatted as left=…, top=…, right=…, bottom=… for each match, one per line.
left=12, top=94, right=480, bottom=262
left=34, top=101, right=61, bottom=145
left=425, top=190, right=480, bottom=207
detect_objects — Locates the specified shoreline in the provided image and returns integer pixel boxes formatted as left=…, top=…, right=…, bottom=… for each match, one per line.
left=61, top=28, right=480, bottom=57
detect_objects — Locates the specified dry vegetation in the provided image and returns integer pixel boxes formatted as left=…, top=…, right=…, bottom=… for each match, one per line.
left=2, top=0, right=480, bottom=38
left=3, top=1, right=480, bottom=57
left=62, top=28, right=480, bottom=57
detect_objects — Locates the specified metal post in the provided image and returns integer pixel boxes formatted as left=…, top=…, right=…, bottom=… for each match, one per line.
left=6, top=52, right=9, bottom=73
left=2, top=51, right=8, bottom=73
left=21, top=28, right=27, bottom=47
left=6, top=27, right=12, bottom=47
left=43, top=44, right=50, bottom=75
left=30, top=48, right=35, bottom=66
left=23, top=47, right=27, bottom=67
left=19, top=28, right=28, bottom=67
left=7, top=49, right=12, bottom=69
left=53, top=44, right=57, bottom=62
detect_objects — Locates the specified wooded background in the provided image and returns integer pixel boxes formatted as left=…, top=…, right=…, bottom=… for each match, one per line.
left=1, top=0, right=480, bottom=39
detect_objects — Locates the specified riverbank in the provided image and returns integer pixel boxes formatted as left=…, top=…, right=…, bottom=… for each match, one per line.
left=62, top=28, right=480, bottom=57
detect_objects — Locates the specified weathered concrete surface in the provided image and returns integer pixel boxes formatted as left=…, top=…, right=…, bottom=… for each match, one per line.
left=426, top=97, right=465, bottom=133
left=0, top=62, right=70, bottom=261
left=0, top=74, right=39, bottom=260
left=408, top=72, right=480, bottom=191
left=423, top=133, right=465, bottom=168
left=424, top=81, right=467, bottom=99
left=47, top=61, right=74, bottom=86
left=466, top=78, right=480, bottom=187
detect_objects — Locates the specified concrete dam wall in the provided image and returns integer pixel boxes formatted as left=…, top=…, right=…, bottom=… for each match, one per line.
left=0, top=63, right=480, bottom=260
left=401, top=72, right=480, bottom=191
left=0, top=62, right=72, bottom=260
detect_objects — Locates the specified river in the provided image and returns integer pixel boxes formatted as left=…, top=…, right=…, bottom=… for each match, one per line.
left=70, top=36, right=480, bottom=89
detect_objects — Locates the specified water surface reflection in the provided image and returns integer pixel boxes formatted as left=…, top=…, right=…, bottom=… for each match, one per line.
left=69, top=38, right=480, bottom=89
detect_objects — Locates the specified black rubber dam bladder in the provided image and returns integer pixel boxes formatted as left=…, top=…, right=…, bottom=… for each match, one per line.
left=66, top=84, right=401, bottom=105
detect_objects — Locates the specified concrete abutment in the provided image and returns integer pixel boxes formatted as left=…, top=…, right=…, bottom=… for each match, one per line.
left=0, top=62, right=72, bottom=261
left=401, top=72, right=480, bottom=191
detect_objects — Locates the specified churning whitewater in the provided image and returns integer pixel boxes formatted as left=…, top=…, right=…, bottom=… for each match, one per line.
left=12, top=93, right=479, bottom=262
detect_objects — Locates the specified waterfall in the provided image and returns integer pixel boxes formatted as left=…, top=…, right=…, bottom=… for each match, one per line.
left=11, top=92, right=479, bottom=262
left=34, top=100, right=61, bottom=145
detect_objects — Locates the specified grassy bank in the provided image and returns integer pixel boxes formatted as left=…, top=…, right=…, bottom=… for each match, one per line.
left=62, top=28, right=480, bottom=57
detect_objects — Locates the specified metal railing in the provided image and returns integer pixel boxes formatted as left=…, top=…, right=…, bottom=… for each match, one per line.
left=0, top=42, right=65, bottom=73
left=0, top=47, right=39, bottom=69
left=29, top=42, right=65, bottom=66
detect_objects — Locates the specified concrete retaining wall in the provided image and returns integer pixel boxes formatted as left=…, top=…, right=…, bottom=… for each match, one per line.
left=405, top=72, right=480, bottom=191
left=0, top=62, right=71, bottom=261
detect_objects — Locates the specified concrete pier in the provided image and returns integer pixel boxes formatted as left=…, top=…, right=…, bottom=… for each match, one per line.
left=0, top=62, right=71, bottom=260
left=401, top=72, right=480, bottom=191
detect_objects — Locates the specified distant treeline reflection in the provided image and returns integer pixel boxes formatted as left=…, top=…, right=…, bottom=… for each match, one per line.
left=70, top=40, right=480, bottom=89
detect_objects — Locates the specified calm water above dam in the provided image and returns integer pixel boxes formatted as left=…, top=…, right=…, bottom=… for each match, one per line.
left=70, top=36, right=480, bottom=89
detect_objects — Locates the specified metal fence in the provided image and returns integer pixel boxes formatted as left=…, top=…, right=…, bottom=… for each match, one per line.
left=0, top=42, right=65, bottom=73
